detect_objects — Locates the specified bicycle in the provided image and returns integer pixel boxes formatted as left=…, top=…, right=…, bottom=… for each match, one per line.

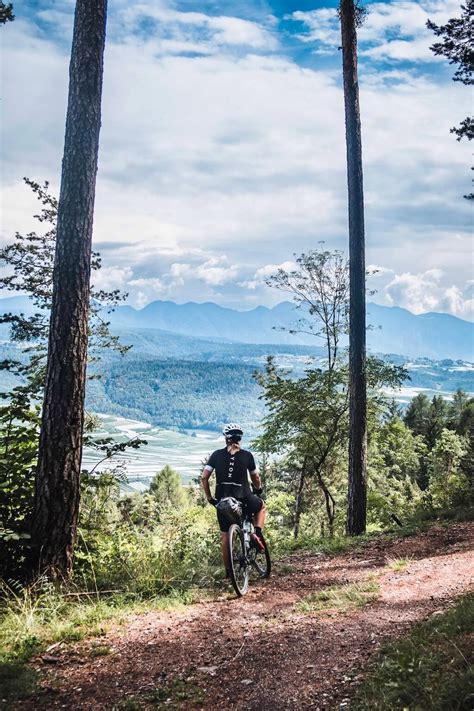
left=227, top=508, right=271, bottom=597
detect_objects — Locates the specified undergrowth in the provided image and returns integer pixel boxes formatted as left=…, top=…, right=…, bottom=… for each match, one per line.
left=0, top=580, right=201, bottom=667
left=0, top=580, right=206, bottom=704
left=352, top=593, right=474, bottom=711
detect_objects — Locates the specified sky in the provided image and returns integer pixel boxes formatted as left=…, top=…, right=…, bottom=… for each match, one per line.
left=1, top=0, right=473, bottom=318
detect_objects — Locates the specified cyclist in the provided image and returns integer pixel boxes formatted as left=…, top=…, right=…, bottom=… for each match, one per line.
left=201, top=423, right=266, bottom=577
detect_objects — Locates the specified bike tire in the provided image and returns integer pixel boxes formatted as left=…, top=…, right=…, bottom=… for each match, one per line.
left=249, top=536, right=271, bottom=579
left=228, top=524, right=249, bottom=596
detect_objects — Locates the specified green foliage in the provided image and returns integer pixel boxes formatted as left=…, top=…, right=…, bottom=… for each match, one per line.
left=353, top=593, right=474, bottom=710
left=0, top=395, right=40, bottom=578
left=427, top=0, right=473, bottom=198
left=0, top=663, right=37, bottom=705
left=149, top=465, right=187, bottom=517
left=425, top=429, right=471, bottom=511
left=87, top=357, right=264, bottom=430
left=427, top=1, right=473, bottom=87
left=74, top=469, right=222, bottom=595
left=0, top=2, right=14, bottom=24
left=404, top=390, right=474, bottom=494
left=1, top=179, right=129, bottom=355
left=0, top=179, right=132, bottom=578
left=256, top=247, right=410, bottom=538
left=0, top=573, right=197, bottom=693
left=386, top=557, right=412, bottom=572
left=264, top=248, right=349, bottom=371
left=367, top=417, right=424, bottom=529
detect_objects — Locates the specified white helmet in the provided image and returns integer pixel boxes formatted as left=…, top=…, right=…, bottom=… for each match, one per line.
left=222, top=422, right=244, bottom=438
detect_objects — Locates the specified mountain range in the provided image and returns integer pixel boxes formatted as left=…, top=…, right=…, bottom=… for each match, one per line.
left=0, top=295, right=473, bottom=360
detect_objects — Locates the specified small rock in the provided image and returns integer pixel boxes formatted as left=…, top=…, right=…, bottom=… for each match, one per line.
left=42, top=655, right=59, bottom=664
left=197, top=666, right=218, bottom=676
left=241, top=679, right=253, bottom=686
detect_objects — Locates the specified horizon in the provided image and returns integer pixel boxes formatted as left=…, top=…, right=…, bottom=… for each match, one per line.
left=2, top=292, right=474, bottom=324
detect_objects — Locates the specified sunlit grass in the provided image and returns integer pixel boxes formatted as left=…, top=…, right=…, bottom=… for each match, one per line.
left=295, top=580, right=380, bottom=614
left=352, top=593, right=474, bottom=711
left=386, top=557, right=413, bottom=572
left=0, top=579, right=200, bottom=667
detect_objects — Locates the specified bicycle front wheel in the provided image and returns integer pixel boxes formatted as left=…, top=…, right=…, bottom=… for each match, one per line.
left=228, top=524, right=249, bottom=596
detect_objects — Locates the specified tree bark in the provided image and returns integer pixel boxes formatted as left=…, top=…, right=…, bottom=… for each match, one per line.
left=340, top=0, right=367, bottom=535
left=31, top=0, right=108, bottom=578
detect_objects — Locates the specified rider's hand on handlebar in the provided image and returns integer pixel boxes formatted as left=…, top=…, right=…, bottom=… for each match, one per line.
left=252, top=487, right=263, bottom=496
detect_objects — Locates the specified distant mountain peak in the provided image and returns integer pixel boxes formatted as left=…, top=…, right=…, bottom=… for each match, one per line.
left=0, top=295, right=472, bottom=360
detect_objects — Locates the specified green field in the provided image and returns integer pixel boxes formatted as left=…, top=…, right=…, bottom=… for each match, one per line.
left=82, top=414, right=223, bottom=491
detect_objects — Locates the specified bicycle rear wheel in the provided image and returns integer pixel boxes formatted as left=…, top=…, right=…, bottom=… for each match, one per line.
left=228, top=524, right=249, bottom=596
left=249, top=535, right=271, bottom=580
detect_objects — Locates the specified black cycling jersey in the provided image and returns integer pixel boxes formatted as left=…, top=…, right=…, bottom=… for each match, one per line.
left=206, top=447, right=256, bottom=500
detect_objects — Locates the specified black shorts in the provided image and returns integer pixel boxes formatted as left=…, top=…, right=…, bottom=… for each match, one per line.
left=216, top=494, right=263, bottom=533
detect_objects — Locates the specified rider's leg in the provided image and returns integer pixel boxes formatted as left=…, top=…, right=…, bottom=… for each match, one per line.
left=220, top=532, right=230, bottom=574
left=253, top=501, right=266, bottom=530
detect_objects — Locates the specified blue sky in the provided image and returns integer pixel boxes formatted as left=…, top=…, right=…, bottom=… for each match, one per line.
left=1, top=1, right=472, bottom=318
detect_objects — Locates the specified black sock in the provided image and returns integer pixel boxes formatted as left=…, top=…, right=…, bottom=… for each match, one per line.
left=255, top=527, right=262, bottom=537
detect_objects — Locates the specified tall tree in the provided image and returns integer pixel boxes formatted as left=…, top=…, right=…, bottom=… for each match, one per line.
left=339, top=0, right=367, bottom=535
left=427, top=1, right=474, bottom=199
left=31, top=0, right=108, bottom=579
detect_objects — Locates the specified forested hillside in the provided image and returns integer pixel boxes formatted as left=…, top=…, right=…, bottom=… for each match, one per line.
left=1, top=325, right=472, bottom=432
left=86, top=358, right=265, bottom=430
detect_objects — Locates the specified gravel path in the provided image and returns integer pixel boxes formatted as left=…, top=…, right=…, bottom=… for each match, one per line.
left=24, top=521, right=473, bottom=710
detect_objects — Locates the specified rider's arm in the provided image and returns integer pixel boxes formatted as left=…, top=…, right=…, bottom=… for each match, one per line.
left=201, top=467, right=214, bottom=502
left=248, top=452, right=262, bottom=491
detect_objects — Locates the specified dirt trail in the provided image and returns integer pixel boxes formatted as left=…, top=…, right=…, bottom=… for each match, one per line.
left=24, top=522, right=473, bottom=710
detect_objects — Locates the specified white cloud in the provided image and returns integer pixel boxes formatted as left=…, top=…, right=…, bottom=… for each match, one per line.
left=92, top=266, right=133, bottom=291
left=0, top=1, right=471, bottom=317
left=367, top=264, right=395, bottom=276
left=239, top=261, right=298, bottom=289
left=378, top=269, right=474, bottom=320
left=119, top=4, right=278, bottom=54
left=291, top=0, right=462, bottom=63
left=169, top=257, right=238, bottom=286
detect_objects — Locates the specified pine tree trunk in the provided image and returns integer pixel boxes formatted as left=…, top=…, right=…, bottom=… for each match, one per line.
left=340, top=0, right=367, bottom=535
left=31, top=0, right=108, bottom=579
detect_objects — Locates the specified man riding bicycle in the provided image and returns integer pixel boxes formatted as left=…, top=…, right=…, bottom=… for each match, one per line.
left=201, top=423, right=266, bottom=578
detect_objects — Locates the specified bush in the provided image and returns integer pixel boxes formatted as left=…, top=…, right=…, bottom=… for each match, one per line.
left=75, top=501, right=222, bottom=595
